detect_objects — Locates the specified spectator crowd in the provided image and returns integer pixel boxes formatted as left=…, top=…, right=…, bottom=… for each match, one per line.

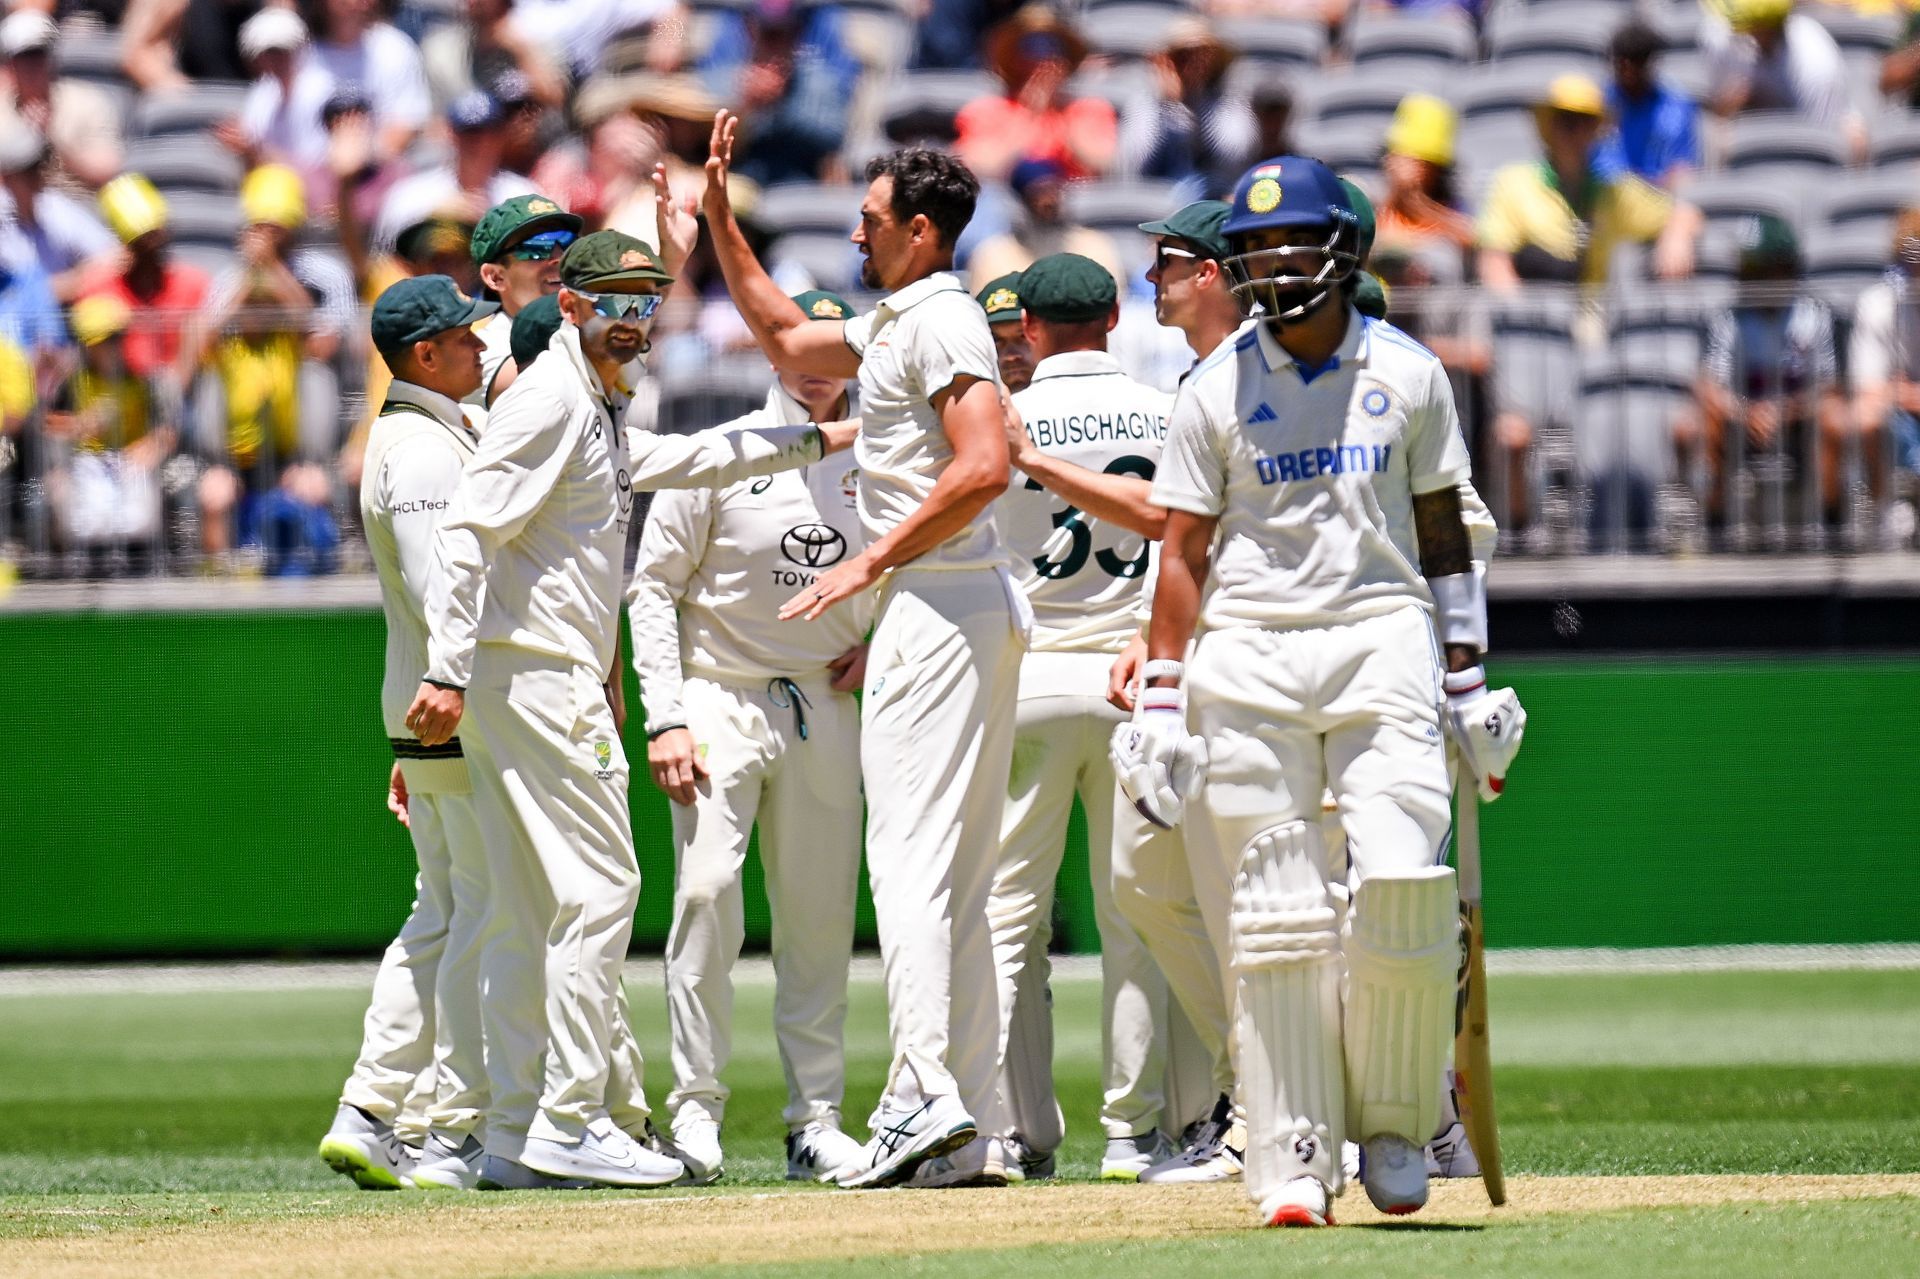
left=3, top=0, right=1920, bottom=576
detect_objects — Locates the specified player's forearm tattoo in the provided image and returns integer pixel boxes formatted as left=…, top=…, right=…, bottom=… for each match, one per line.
left=1412, top=486, right=1473, bottom=579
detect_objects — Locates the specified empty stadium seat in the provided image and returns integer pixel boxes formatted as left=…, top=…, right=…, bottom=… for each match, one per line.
left=1811, top=170, right=1919, bottom=234
left=756, top=183, right=855, bottom=237
left=161, top=190, right=241, bottom=248
left=1298, top=74, right=1409, bottom=132
left=658, top=359, right=773, bottom=434
left=1809, top=7, right=1900, bottom=59
left=1484, top=4, right=1616, bottom=64
left=132, top=83, right=250, bottom=139
left=1804, top=221, right=1893, bottom=308
left=131, top=134, right=244, bottom=195
left=881, top=70, right=993, bottom=145
left=1083, top=4, right=1183, bottom=59
left=1348, top=14, right=1476, bottom=71
left=1065, top=178, right=1187, bottom=235
left=1307, top=118, right=1387, bottom=179
left=1212, top=17, right=1327, bottom=73
left=1723, top=112, right=1848, bottom=174
left=57, top=25, right=125, bottom=86
left=1869, top=113, right=1920, bottom=169
left=1454, top=60, right=1584, bottom=124
left=769, top=231, right=860, bottom=293
left=1683, top=170, right=1806, bottom=236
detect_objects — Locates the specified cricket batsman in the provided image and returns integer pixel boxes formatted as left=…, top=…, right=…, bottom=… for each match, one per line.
left=469, top=194, right=581, bottom=406
left=984, top=251, right=1212, bottom=1183
left=701, top=111, right=1024, bottom=1188
left=406, top=225, right=859, bottom=1189
left=319, top=275, right=497, bottom=1191
left=1116, top=157, right=1525, bottom=1225
left=627, top=290, right=872, bottom=1186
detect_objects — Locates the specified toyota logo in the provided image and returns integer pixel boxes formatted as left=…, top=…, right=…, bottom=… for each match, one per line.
left=781, top=524, right=846, bottom=568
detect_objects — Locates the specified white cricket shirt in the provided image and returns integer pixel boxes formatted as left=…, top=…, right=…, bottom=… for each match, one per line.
left=1002, top=349, right=1172, bottom=654
left=467, top=309, right=513, bottom=408
left=361, top=379, right=483, bottom=789
left=1151, top=309, right=1478, bottom=633
left=628, top=383, right=872, bottom=734
left=424, top=323, right=827, bottom=689
left=841, top=271, right=1005, bottom=570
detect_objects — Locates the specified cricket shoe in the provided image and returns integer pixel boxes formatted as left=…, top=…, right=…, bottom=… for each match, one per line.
left=908, top=1135, right=1008, bottom=1188
left=1361, top=1133, right=1429, bottom=1215
left=837, top=1094, right=977, bottom=1190
left=1003, top=1131, right=1054, bottom=1182
left=520, top=1118, right=685, bottom=1188
left=474, top=1154, right=597, bottom=1190
left=1100, top=1131, right=1174, bottom=1182
left=318, top=1104, right=414, bottom=1190
left=409, top=1130, right=485, bottom=1191
left=665, top=1116, right=724, bottom=1186
left=786, top=1122, right=866, bottom=1183
left=1425, top=1119, right=1480, bottom=1178
left=1261, top=1175, right=1333, bottom=1228
left=1139, top=1095, right=1243, bottom=1184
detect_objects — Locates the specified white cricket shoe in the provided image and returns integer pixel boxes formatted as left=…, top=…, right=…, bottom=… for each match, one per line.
left=1139, top=1096, right=1243, bottom=1184
left=474, top=1154, right=597, bottom=1190
left=1100, top=1131, right=1174, bottom=1182
left=318, top=1104, right=414, bottom=1190
left=409, top=1130, right=484, bottom=1190
left=666, top=1116, right=724, bottom=1186
left=520, top=1118, right=685, bottom=1188
left=1425, top=1119, right=1481, bottom=1178
left=1361, top=1133, right=1429, bottom=1215
left=907, top=1134, right=1008, bottom=1188
left=1261, top=1175, right=1333, bottom=1228
left=837, top=1094, right=977, bottom=1190
left=1003, top=1131, right=1055, bottom=1181
left=1340, top=1140, right=1362, bottom=1191
left=786, top=1122, right=866, bottom=1183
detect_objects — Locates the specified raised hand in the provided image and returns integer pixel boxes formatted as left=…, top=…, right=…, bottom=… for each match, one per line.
left=702, top=109, right=740, bottom=217
left=653, top=162, right=699, bottom=278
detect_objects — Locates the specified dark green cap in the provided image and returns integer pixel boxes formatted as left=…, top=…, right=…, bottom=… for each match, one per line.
left=1017, top=253, right=1116, bottom=323
left=1351, top=270, right=1388, bottom=320
left=1339, top=178, right=1376, bottom=265
left=471, top=193, right=583, bottom=265
left=370, top=274, right=499, bottom=353
left=510, top=293, right=564, bottom=370
left=791, top=289, right=854, bottom=321
left=559, top=230, right=674, bottom=291
left=1138, top=200, right=1231, bottom=261
left=975, top=272, right=1024, bottom=324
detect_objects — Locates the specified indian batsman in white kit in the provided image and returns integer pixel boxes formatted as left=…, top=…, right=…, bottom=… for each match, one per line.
left=1116, top=157, right=1526, bottom=1226
left=627, top=289, right=872, bottom=1186
left=984, top=252, right=1212, bottom=1182
left=701, top=114, right=1023, bottom=1189
left=319, top=276, right=497, bottom=1191
left=407, top=230, right=859, bottom=1190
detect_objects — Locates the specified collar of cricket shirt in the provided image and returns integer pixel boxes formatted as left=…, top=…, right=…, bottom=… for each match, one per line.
left=1253, top=302, right=1370, bottom=384
left=383, top=378, right=476, bottom=443
left=555, top=321, right=632, bottom=418
left=876, top=270, right=965, bottom=319
left=1029, top=349, right=1121, bottom=382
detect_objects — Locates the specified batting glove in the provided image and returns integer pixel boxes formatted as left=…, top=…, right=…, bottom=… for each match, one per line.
left=1111, top=685, right=1209, bottom=830
left=1444, top=666, right=1526, bottom=802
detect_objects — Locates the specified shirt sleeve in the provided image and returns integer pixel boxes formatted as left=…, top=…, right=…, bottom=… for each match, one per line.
left=381, top=432, right=468, bottom=607
left=909, top=296, right=999, bottom=400
left=424, top=387, right=583, bottom=687
left=1149, top=381, right=1226, bottom=517
left=1405, top=356, right=1473, bottom=495
left=625, top=486, right=714, bottom=734
left=626, top=420, right=823, bottom=491
left=1850, top=284, right=1895, bottom=389
left=842, top=309, right=873, bottom=357
left=375, top=27, right=433, bottom=129
left=1476, top=169, right=1526, bottom=254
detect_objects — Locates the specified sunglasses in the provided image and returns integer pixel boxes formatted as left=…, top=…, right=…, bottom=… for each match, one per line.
left=1153, top=244, right=1200, bottom=273
left=574, top=290, right=663, bottom=321
left=504, top=230, right=577, bottom=262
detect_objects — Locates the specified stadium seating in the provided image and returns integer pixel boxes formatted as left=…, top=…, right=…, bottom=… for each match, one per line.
left=1722, top=112, right=1849, bottom=176
left=132, top=134, right=245, bottom=196
left=131, top=83, right=250, bottom=139
left=1348, top=13, right=1477, bottom=72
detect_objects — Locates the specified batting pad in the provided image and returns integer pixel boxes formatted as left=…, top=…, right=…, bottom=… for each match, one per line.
left=1231, top=821, right=1345, bottom=1198
left=1344, top=867, right=1460, bottom=1143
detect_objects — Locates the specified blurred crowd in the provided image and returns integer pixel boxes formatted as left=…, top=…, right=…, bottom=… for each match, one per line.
left=3, top=0, right=1920, bottom=578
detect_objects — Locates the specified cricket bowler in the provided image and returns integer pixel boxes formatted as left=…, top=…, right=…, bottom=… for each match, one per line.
left=627, top=290, right=872, bottom=1186
left=319, top=275, right=497, bottom=1191
left=1115, top=157, right=1525, bottom=1225
left=407, top=227, right=859, bottom=1190
left=700, top=111, right=1025, bottom=1189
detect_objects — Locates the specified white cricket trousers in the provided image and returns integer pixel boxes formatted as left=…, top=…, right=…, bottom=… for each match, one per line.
left=462, top=645, right=654, bottom=1158
left=340, top=786, right=488, bottom=1143
left=663, top=671, right=862, bottom=1133
left=990, top=651, right=1213, bottom=1143
left=863, top=567, right=1022, bottom=1129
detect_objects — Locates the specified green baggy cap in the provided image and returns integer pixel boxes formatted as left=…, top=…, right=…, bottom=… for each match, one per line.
left=1338, top=177, right=1377, bottom=264
left=560, top=230, right=675, bottom=291
left=1017, top=252, right=1117, bottom=323
left=511, top=293, right=565, bottom=370
left=371, top=274, right=499, bottom=353
left=975, top=272, right=1024, bottom=324
left=1138, top=199, right=1231, bottom=261
left=471, top=193, right=583, bottom=264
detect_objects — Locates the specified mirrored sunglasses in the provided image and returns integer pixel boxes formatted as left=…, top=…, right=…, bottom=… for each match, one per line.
left=576, top=290, right=664, bottom=321
left=505, top=230, right=577, bottom=262
left=1154, top=244, right=1200, bottom=272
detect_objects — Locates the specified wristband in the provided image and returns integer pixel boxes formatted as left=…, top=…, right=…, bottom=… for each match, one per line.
left=1443, top=665, right=1487, bottom=698
left=1142, top=659, right=1185, bottom=684
left=1140, top=686, right=1185, bottom=714
left=646, top=722, right=688, bottom=741
left=1428, top=565, right=1489, bottom=653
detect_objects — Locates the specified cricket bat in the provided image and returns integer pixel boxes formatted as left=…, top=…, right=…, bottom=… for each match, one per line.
left=1453, top=763, right=1508, bottom=1207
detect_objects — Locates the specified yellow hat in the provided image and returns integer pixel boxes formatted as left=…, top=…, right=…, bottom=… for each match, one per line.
left=71, top=295, right=132, bottom=347
left=98, top=173, right=169, bottom=245
left=1722, top=0, right=1793, bottom=33
left=1384, top=94, right=1456, bottom=168
left=1538, top=74, right=1606, bottom=117
left=241, top=164, right=307, bottom=229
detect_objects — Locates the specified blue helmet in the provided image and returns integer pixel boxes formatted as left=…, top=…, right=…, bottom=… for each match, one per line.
left=1220, top=156, right=1360, bottom=325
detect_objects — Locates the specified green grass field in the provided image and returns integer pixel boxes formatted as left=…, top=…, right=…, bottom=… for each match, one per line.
left=2, top=964, right=1917, bottom=1277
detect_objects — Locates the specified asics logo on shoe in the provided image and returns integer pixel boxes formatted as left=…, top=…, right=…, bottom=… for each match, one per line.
left=875, top=1102, right=932, bottom=1156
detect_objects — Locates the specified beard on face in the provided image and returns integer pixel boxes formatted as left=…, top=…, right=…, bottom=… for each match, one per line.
left=859, top=253, right=881, bottom=289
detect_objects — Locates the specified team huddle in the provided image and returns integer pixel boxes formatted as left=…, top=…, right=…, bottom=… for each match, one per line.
left=318, top=108, right=1529, bottom=1227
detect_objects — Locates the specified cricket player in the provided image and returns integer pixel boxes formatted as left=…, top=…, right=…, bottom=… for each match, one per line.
left=986, top=252, right=1213, bottom=1183
left=701, top=112, right=1024, bottom=1188
left=977, top=272, right=1034, bottom=392
left=627, top=289, right=872, bottom=1186
left=319, top=275, right=497, bottom=1191
left=1115, top=156, right=1525, bottom=1225
left=469, top=194, right=582, bottom=406
left=407, top=228, right=860, bottom=1189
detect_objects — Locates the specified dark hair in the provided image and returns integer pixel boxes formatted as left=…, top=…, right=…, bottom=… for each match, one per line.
left=864, top=148, right=980, bottom=250
left=1610, top=20, right=1663, bottom=64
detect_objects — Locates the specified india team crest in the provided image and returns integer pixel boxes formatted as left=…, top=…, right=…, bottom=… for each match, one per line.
left=1246, top=178, right=1283, bottom=215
